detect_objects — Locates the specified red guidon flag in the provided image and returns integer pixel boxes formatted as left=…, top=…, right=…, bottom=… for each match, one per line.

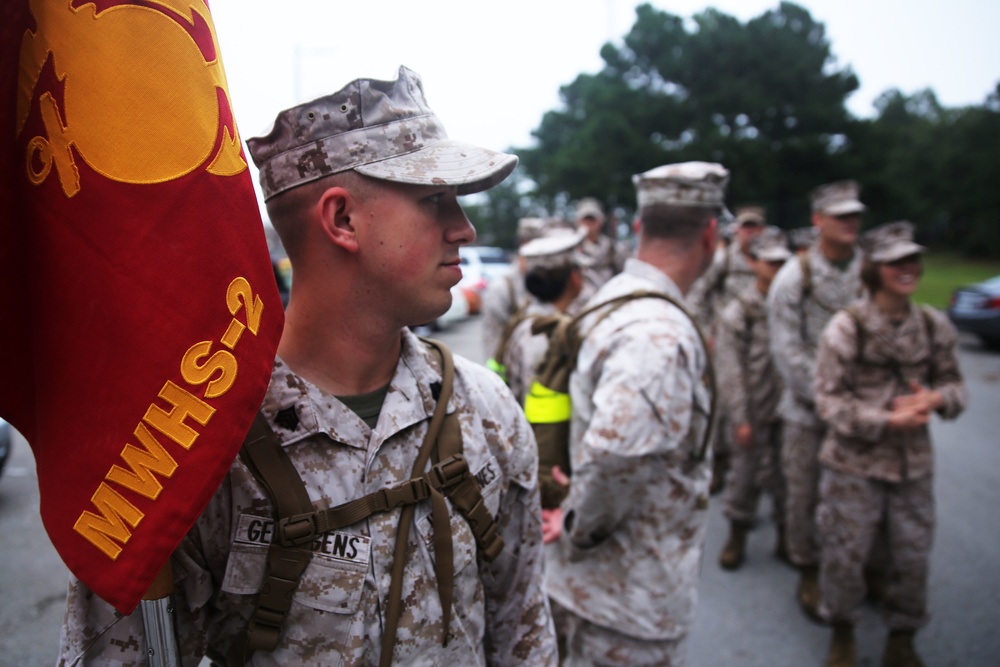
left=0, top=1, right=283, bottom=613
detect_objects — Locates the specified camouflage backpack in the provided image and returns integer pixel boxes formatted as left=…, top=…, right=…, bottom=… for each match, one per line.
left=523, top=291, right=716, bottom=509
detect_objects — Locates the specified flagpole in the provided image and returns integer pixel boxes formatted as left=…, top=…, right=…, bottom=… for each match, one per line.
left=140, top=561, right=181, bottom=667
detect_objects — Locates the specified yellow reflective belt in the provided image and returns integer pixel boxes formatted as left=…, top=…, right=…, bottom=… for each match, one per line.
left=485, top=357, right=507, bottom=382
left=523, top=381, right=571, bottom=424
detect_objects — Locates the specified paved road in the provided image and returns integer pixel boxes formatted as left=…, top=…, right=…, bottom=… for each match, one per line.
left=2, top=315, right=998, bottom=666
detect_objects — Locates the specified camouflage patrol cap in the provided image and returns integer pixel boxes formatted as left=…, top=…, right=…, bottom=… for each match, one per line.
left=632, top=161, right=729, bottom=210
left=734, top=205, right=766, bottom=227
left=575, top=197, right=606, bottom=222
left=810, top=180, right=866, bottom=216
left=860, top=221, right=926, bottom=263
left=749, top=226, right=792, bottom=262
left=789, top=226, right=819, bottom=250
left=520, top=228, right=587, bottom=271
left=517, top=217, right=549, bottom=246
left=247, top=66, right=518, bottom=200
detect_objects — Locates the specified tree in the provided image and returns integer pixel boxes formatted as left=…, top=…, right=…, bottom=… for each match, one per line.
left=518, top=2, right=859, bottom=227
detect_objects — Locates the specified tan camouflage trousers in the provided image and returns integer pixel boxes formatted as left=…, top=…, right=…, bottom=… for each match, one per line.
left=781, top=421, right=824, bottom=566
left=723, top=420, right=786, bottom=525
left=562, top=613, right=685, bottom=667
left=817, top=467, right=933, bottom=630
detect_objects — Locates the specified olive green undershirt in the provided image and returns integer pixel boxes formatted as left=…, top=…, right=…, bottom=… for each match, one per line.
left=337, top=384, right=390, bottom=429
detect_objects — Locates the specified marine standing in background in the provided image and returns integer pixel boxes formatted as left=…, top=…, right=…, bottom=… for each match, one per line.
left=767, top=180, right=865, bottom=621
left=481, top=216, right=549, bottom=362
left=544, top=162, right=725, bottom=666
left=572, top=197, right=628, bottom=307
left=715, top=226, right=791, bottom=570
left=57, top=66, right=558, bottom=666
left=498, top=228, right=586, bottom=406
left=815, top=222, right=966, bottom=667
left=688, top=205, right=766, bottom=494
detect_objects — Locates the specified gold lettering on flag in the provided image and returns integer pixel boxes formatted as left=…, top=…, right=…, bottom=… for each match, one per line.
left=74, top=277, right=268, bottom=560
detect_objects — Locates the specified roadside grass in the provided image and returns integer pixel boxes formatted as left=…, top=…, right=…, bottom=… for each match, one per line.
left=915, top=252, right=1000, bottom=309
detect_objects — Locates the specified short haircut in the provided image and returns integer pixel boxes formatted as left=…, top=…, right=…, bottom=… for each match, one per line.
left=638, top=203, right=718, bottom=241
left=266, top=170, right=375, bottom=260
left=524, top=265, right=577, bottom=303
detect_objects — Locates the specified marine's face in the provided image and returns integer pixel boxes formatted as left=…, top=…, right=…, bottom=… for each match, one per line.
left=578, top=215, right=604, bottom=242
left=355, top=180, right=475, bottom=327
left=877, top=253, right=923, bottom=298
left=737, top=221, right=764, bottom=252
left=814, top=211, right=861, bottom=247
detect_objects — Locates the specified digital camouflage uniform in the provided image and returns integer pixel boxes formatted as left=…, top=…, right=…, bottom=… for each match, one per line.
left=715, top=283, right=785, bottom=527
left=501, top=301, right=557, bottom=406
left=815, top=297, right=966, bottom=629
left=58, top=329, right=558, bottom=666
left=767, top=243, right=862, bottom=567
left=547, top=258, right=714, bottom=665
left=482, top=266, right=531, bottom=361
left=688, top=240, right=756, bottom=479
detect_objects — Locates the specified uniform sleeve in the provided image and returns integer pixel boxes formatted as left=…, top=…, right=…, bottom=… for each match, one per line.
left=562, top=325, right=700, bottom=548
left=814, top=313, right=890, bottom=443
left=926, top=308, right=967, bottom=420
left=482, top=274, right=516, bottom=361
left=479, top=383, right=558, bottom=667
left=687, top=247, right=725, bottom=330
left=57, top=480, right=237, bottom=666
left=715, top=301, right=751, bottom=427
left=768, top=261, right=817, bottom=406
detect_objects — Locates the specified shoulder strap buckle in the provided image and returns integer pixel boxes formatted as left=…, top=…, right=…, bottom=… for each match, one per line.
left=278, top=513, right=320, bottom=546
left=429, top=454, right=470, bottom=491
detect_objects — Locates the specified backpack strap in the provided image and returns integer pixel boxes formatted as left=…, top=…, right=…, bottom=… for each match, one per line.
left=232, top=339, right=501, bottom=666
left=573, top=290, right=717, bottom=462
left=486, top=302, right=531, bottom=382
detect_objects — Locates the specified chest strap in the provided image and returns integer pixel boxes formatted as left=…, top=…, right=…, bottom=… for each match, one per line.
left=233, top=339, right=502, bottom=666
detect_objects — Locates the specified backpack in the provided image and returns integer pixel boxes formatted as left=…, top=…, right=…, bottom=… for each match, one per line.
left=843, top=304, right=938, bottom=385
left=228, top=339, right=501, bottom=667
left=523, top=291, right=716, bottom=509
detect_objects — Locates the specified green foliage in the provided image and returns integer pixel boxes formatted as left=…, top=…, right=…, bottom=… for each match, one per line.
left=914, top=252, right=1000, bottom=309
left=497, top=2, right=1000, bottom=259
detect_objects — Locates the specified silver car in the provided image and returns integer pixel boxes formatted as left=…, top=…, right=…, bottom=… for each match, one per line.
left=948, top=275, right=1000, bottom=349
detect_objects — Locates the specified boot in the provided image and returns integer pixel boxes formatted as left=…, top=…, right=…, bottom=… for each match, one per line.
left=826, top=623, right=856, bottom=667
left=719, top=521, right=749, bottom=570
left=882, top=629, right=925, bottom=667
left=709, top=453, right=729, bottom=495
left=797, top=565, right=824, bottom=623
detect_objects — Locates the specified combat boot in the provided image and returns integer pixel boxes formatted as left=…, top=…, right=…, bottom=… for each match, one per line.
left=797, top=565, right=824, bottom=623
left=882, top=629, right=925, bottom=667
left=826, top=623, right=855, bottom=667
left=719, top=521, right=749, bottom=570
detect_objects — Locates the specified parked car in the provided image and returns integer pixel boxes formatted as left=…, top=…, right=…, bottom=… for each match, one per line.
left=458, top=246, right=512, bottom=314
left=0, top=416, right=11, bottom=479
left=948, top=275, right=1000, bottom=349
left=411, top=283, right=471, bottom=335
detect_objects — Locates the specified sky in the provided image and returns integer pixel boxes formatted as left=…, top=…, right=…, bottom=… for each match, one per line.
left=209, top=0, right=1000, bottom=201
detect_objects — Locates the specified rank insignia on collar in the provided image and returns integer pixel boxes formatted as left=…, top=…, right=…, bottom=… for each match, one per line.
left=275, top=406, right=300, bottom=431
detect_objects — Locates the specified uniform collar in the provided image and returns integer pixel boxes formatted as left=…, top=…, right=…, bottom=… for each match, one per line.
left=260, top=328, right=449, bottom=451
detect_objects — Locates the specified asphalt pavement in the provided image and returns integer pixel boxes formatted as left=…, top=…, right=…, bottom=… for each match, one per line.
left=2, top=314, right=998, bottom=666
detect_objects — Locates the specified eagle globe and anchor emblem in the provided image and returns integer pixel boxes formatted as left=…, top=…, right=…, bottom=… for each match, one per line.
left=16, top=0, right=248, bottom=198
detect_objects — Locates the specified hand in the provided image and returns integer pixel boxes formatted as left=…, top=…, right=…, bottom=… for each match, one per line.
left=551, top=465, right=570, bottom=487
left=734, top=423, right=753, bottom=448
left=541, top=508, right=563, bottom=544
left=892, top=381, right=943, bottom=414
left=886, top=402, right=931, bottom=431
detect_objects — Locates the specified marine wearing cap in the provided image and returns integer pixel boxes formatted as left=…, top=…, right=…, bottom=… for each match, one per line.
left=750, top=226, right=793, bottom=263
left=860, top=221, right=926, bottom=263
left=247, top=65, right=517, bottom=199
left=521, top=228, right=587, bottom=272
left=810, top=180, right=867, bottom=217
left=735, top=205, right=766, bottom=227
left=633, top=161, right=730, bottom=209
